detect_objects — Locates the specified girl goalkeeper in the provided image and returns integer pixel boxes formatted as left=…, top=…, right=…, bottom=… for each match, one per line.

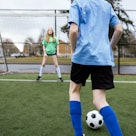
left=36, top=27, right=63, bottom=82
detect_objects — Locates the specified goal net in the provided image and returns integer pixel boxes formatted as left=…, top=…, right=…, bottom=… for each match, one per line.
left=0, top=9, right=70, bottom=54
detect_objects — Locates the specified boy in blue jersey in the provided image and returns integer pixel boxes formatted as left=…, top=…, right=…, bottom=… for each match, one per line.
left=68, top=0, right=123, bottom=136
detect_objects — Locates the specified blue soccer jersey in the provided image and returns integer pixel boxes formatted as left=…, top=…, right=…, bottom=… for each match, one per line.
left=68, top=0, right=121, bottom=66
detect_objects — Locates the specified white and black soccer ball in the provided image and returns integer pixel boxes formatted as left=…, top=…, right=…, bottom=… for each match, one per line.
left=86, top=110, right=104, bottom=129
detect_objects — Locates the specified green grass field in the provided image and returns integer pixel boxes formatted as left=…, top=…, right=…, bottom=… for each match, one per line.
left=0, top=74, right=136, bottom=136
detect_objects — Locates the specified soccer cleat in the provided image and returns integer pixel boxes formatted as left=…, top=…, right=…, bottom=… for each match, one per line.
left=58, top=77, right=63, bottom=82
left=36, top=76, right=42, bottom=81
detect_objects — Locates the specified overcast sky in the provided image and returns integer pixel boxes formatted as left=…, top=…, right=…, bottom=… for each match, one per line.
left=121, top=0, right=136, bottom=28
left=121, top=0, right=135, bottom=9
left=0, top=0, right=136, bottom=51
left=0, top=0, right=71, bottom=10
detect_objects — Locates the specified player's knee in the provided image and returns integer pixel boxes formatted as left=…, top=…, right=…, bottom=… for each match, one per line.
left=42, top=63, right=46, bottom=67
left=54, top=64, right=58, bottom=67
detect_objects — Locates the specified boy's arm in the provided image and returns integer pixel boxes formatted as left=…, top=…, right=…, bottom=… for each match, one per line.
left=110, top=24, right=123, bottom=47
left=69, top=23, right=79, bottom=54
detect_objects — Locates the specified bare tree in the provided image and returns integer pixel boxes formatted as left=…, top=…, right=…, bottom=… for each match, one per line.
left=36, top=28, right=46, bottom=56
left=3, top=39, right=19, bottom=56
left=24, top=37, right=34, bottom=56
left=107, top=0, right=135, bottom=44
left=61, top=0, right=135, bottom=45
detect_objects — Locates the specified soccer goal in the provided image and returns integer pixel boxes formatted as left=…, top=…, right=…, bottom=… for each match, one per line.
left=0, top=33, right=8, bottom=74
left=0, top=9, right=71, bottom=74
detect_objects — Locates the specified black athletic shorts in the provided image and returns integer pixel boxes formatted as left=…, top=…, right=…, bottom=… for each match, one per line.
left=70, top=62, right=114, bottom=90
left=47, top=53, right=56, bottom=56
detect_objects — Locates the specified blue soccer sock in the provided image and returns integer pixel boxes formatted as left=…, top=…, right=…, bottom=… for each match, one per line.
left=100, top=106, right=123, bottom=136
left=69, top=101, right=83, bottom=136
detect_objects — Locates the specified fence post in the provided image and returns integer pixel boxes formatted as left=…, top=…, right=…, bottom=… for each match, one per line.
left=117, top=43, right=120, bottom=74
left=0, top=33, right=8, bottom=72
left=54, top=10, right=57, bottom=36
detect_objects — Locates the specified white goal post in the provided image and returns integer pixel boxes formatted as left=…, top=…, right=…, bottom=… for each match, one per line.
left=0, top=9, right=69, bottom=17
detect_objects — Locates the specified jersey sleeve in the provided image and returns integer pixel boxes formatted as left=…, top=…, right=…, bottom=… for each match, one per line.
left=68, top=1, right=80, bottom=27
left=42, top=39, right=47, bottom=47
left=56, top=38, right=59, bottom=45
left=110, top=6, right=120, bottom=27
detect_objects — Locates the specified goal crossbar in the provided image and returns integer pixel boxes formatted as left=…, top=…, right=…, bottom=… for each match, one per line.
left=0, top=12, right=69, bottom=17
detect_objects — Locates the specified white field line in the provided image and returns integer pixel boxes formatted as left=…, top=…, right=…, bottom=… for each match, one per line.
left=0, top=79, right=136, bottom=83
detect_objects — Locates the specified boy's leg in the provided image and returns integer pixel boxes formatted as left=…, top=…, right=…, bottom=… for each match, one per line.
left=69, top=101, right=83, bottom=136
left=69, top=63, right=89, bottom=136
left=100, top=106, right=123, bottom=136
left=69, top=81, right=83, bottom=136
left=93, top=90, right=123, bottom=136
left=91, top=66, right=123, bottom=136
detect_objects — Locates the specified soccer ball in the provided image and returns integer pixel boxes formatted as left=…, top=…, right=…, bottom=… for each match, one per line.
left=86, top=110, right=104, bottom=129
